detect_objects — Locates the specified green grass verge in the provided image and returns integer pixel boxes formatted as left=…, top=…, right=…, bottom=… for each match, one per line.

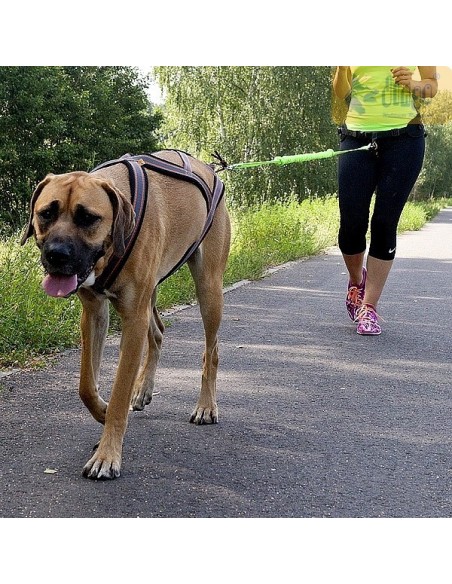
left=0, top=239, right=82, bottom=368
left=0, top=197, right=449, bottom=368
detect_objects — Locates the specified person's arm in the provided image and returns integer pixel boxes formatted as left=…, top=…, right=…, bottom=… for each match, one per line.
left=333, top=66, right=352, bottom=99
left=392, top=66, right=438, bottom=98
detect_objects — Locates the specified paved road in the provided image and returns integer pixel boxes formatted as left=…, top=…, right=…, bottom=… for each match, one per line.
left=1, top=208, right=451, bottom=518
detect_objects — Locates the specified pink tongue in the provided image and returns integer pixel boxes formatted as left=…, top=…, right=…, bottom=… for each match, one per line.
left=42, top=274, right=78, bottom=298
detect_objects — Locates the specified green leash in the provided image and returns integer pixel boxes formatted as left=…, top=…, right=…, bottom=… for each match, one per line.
left=214, top=143, right=375, bottom=171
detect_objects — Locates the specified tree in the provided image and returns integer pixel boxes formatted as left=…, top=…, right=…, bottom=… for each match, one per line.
left=0, top=66, right=162, bottom=230
left=154, top=66, right=338, bottom=206
left=415, top=91, right=452, bottom=198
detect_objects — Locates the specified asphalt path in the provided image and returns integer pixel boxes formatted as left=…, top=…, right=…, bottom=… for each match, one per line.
left=1, top=208, right=451, bottom=518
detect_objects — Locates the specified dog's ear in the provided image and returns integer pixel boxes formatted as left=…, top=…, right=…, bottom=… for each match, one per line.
left=99, top=179, right=136, bottom=256
left=20, top=174, right=55, bottom=245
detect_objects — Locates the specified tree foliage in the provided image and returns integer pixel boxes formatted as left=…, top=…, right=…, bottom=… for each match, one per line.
left=154, top=66, right=338, bottom=206
left=416, top=90, right=452, bottom=198
left=0, top=66, right=162, bottom=230
left=154, top=66, right=452, bottom=205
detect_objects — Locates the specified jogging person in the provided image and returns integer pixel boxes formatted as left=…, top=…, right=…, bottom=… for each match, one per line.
left=333, top=66, right=438, bottom=335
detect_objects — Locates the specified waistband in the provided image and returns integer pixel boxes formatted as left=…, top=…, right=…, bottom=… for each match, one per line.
left=338, top=124, right=424, bottom=139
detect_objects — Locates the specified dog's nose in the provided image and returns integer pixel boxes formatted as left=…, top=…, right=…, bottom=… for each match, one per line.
left=44, top=240, right=74, bottom=267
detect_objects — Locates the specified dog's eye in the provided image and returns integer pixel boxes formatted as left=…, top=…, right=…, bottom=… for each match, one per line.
left=38, top=202, right=59, bottom=223
left=74, top=207, right=101, bottom=228
left=39, top=209, right=54, bottom=221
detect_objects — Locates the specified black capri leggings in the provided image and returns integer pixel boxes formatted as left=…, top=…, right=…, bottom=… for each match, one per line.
left=337, top=124, right=426, bottom=261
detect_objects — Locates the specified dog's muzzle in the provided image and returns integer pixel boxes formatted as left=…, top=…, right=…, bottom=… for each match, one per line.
left=41, top=238, right=104, bottom=298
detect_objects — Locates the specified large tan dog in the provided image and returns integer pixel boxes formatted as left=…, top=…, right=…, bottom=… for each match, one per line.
left=21, top=150, right=231, bottom=480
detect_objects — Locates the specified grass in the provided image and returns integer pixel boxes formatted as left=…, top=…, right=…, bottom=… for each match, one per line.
left=0, top=196, right=449, bottom=368
left=223, top=196, right=340, bottom=284
left=0, top=238, right=82, bottom=368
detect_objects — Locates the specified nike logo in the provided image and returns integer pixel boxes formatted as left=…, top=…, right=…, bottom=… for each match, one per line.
left=388, top=247, right=396, bottom=254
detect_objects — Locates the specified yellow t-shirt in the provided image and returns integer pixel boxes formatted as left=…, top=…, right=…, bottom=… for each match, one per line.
left=345, top=66, right=418, bottom=131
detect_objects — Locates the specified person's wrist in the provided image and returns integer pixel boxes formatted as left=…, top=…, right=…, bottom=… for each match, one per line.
left=410, top=81, right=422, bottom=97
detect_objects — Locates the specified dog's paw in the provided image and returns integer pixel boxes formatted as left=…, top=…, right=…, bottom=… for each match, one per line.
left=82, top=450, right=121, bottom=480
left=190, top=405, right=219, bottom=425
left=130, top=388, right=153, bottom=411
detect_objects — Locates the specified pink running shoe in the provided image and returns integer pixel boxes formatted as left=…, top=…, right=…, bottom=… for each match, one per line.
left=356, top=303, right=381, bottom=335
left=346, top=267, right=367, bottom=321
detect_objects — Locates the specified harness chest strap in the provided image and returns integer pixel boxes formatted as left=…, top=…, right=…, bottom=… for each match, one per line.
left=90, top=150, right=225, bottom=294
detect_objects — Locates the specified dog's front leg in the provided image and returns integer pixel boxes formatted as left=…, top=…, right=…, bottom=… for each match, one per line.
left=131, top=289, right=165, bottom=411
left=78, top=290, right=110, bottom=424
left=82, top=311, right=148, bottom=480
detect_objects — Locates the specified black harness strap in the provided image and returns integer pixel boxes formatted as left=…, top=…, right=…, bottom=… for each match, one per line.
left=136, top=151, right=215, bottom=212
left=133, top=151, right=224, bottom=284
left=89, top=150, right=225, bottom=294
left=90, top=155, right=148, bottom=294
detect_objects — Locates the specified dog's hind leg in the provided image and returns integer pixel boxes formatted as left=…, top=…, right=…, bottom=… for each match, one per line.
left=77, top=289, right=110, bottom=424
left=130, top=288, right=165, bottom=411
left=188, top=223, right=230, bottom=425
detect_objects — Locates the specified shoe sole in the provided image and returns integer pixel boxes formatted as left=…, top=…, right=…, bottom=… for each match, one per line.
left=357, top=329, right=381, bottom=336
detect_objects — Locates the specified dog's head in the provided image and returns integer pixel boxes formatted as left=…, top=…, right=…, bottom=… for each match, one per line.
left=21, top=171, right=135, bottom=297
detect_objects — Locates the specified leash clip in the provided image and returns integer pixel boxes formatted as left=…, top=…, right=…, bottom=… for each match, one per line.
left=211, top=151, right=229, bottom=173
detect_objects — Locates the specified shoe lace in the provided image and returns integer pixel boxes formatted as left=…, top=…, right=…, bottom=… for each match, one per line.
left=357, top=303, right=384, bottom=322
left=347, top=285, right=362, bottom=305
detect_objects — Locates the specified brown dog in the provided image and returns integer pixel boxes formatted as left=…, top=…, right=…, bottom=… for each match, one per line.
left=21, top=150, right=231, bottom=480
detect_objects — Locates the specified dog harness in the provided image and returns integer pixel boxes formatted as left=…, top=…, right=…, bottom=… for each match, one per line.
left=89, top=150, right=225, bottom=294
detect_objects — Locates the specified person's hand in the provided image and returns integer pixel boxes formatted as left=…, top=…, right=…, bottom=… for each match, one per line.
left=391, top=67, right=414, bottom=92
